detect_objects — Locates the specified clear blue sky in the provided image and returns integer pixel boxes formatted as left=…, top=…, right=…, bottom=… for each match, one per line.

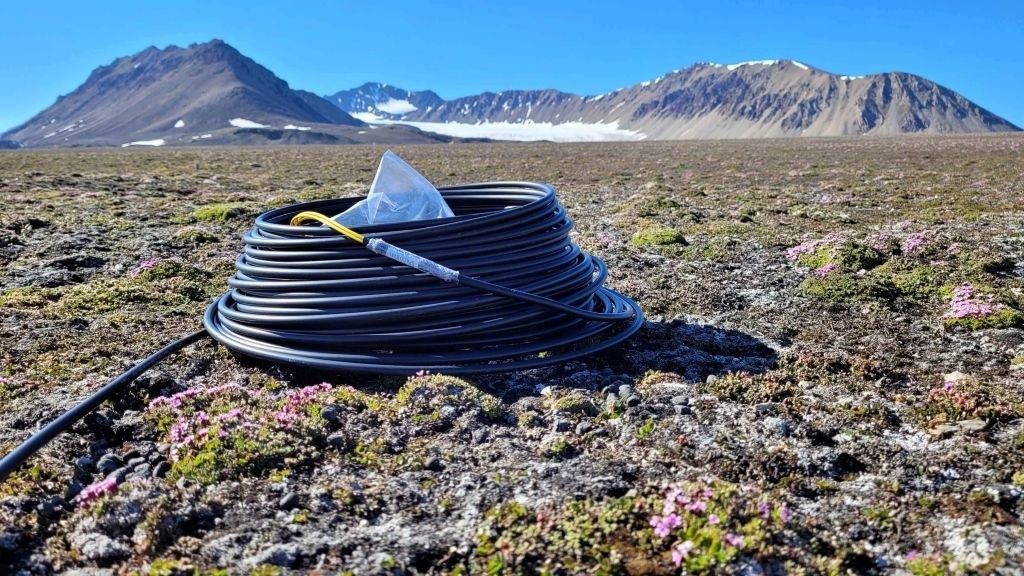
left=2, top=0, right=1022, bottom=132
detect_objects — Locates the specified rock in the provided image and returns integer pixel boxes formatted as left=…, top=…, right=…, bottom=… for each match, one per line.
left=126, top=456, right=146, bottom=468
left=674, top=405, right=692, bottom=416
left=72, top=532, right=131, bottom=561
left=320, top=404, right=342, bottom=427
left=670, top=395, right=689, bottom=406
left=152, top=461, right=171, bottom=478
left=243, top=542, right=302, bottom=568
left=625, top=395, right=642, bottom=408
left=618, top=384, right=634, bottom=398
left=471, top=428, right=489, bottom=444
left=106, top=467, right=129, bottom=484
left=706, top=375, right=718, bottom=384
left=754, top=402, right=778, bottom=416
left=930, top=423, right=960, bottom=438
left=35, top=495, right=65, bottom=520
left=278, top=492, right=299, bottom=510
left=576, top=421, right=593, bottom=435
left=439, top=405, right=458, bottom=420
left=765, top=417, right=793, bottom=437
left=326, top=431, right=349, bottom=449
left=958, top=418, right=989, bottom=432
left=424, top=456, right=444, bottom=472
left=553, top=418, right=571, bottom=432
left=96, top=453, right=123, bottom=475
left=75, top=456, right=94, bottom=472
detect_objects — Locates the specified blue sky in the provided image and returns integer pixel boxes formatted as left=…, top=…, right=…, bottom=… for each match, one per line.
left=1, top=0, right=1022, bottom=132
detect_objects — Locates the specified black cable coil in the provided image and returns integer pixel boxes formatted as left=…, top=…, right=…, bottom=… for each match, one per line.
left=203, top=182, right=644, bottom=374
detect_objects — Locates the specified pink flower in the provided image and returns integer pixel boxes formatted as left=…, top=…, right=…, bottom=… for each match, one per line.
left=672, top=540, right=696, bottom=566
left=758, top=501, right=770, bottom=519
left=907, top=551, right=920, bottom=560
left=724, top=533, right=745, bottom=548
left=813, top=263, right=838, bottom=278
left=902, top=231, right=927, bottom=253
left=649, top=513, right=682, bottom=538
left=707, top=513, right=720, bottom=525
left=684, top=499, right=707, bottom=514
left=779, top=505, right=792, bottom=524
left=74, top=477, right=118, bottom=507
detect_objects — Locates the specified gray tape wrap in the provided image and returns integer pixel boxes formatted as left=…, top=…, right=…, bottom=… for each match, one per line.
left=367, top=238, right=460, bottom=284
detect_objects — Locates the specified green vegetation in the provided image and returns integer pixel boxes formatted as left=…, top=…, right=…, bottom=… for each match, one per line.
left=191, top=203, right=250, bottom=222
left=632, top=224, right=687, bottom=246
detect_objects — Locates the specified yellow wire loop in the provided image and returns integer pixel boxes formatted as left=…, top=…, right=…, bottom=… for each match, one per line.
left=290, top=211, right=364, bottom=244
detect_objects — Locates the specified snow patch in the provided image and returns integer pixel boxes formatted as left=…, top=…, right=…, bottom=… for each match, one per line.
left=355, top=116, right=645, bottom=142
left=133, top=62, right=141, bottom=69
left=726, top=60, right=778, bottom=70
left=121, top=139, right=165, bottom=147
left=791, top=61, right=809, bottom=70
left=376, top=98, right=418, bottom=115
left=283, top=124, right=312, bottom=131
left=229, top=118, right=268, bottom=128
left=191, top=134, right=213, bottom=140
left=840, top=75, right=865, bottom=80
left=174, top=119, right=185, bottom=128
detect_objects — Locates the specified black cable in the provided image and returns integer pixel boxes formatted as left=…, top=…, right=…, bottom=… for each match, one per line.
left=0, top=181, right=642, bottom=481
left=204, top=181, right=644, bottom=374
left=0, top=329, right=207, bottom=482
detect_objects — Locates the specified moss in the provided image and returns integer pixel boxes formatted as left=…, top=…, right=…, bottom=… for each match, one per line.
left=517, top=412, right=540, bottom=428
left=632, top=225, right=687, bottom=247
left=800, top=274, right=895, bottom=304
left=58, top=261, right=216, bottom=316
left=547, top=391, right=598, bottom=416
left=192, top=203, right=249, bottom=222
left=889, top=265, right=943, bottom=299
left=395, top=374, right=503, bottom=421
left=919, top=375, right=1022, bottom=425
left=173, top=227, right=221, bottom=246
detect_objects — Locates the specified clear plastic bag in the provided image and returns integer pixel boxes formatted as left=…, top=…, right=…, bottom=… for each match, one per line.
left=332, top=150, right=454, bottom=226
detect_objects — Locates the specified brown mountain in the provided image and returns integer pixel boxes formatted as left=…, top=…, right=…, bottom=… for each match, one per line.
left=4, top=40, right=449, bottom=147
left=332, top=60, right=1020, bottom=139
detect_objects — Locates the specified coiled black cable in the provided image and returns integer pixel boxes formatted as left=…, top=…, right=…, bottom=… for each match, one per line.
left=203, top=182, right=644, bottom=374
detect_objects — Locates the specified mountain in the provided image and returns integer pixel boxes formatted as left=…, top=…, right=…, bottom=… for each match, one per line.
left=328, top=60, right=1020, bottom=140
left=3, top=40, right=449, bottom=147
left=326, top=83, right=444, bottom=121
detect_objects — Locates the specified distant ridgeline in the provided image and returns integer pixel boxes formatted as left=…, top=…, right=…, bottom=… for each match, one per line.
left=3, top=42, right=1019, bottom=148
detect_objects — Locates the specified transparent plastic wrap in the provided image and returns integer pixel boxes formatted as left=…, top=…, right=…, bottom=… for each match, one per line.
left=332, top=150, right=454, bottom=226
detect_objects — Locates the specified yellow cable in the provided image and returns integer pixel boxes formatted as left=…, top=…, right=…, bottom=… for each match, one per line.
left=290, top=211, right=364, bottom=244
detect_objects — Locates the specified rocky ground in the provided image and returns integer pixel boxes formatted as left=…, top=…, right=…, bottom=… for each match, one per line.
left=0, top=136, right=1022, bottom=575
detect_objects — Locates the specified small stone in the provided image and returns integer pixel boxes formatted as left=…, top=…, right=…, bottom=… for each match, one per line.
left=766, top=417, right=794, bottom=437
left=439, top=405, right=458, bottom=420
left=575, top=421, right=593, bottom=435
left=706, top=374, right=718, bottom=384
left=625, top=395, right=642, bottom=408
left=471, top=428, right=489, bottom=444
left=131, top=463, right=151, bottom=479
left=175, top=476, right=194, bottom=490
left=152, top=461, right=171, bottom=478
left=424, top=456, right=444, bottom=472
left=326, top=431, right=349, bottom=449
left=127, top=456, right=146, bottom=468
left=122, top=448, right=141, bottom=461
left=674, top=405, right=692, bottom=416
left=96, top=453, right=123, bottom=475
left=107, top=467, right=129, bottom=484
left=670, top=395, right=689, bottom=406
left=618, top=384, right=634, bottom=397
left=553, top=418, right=571, bottom=432
left=320, top=404, right=342, bottom=426
left=35, top=496, right=65, bottom=520
left=754, top=402, right=778, bottom=416
left=930, top=423, right=960, bottom=438
left=958, top=419, right=989, bottom=432
left=74, top=456, right=94, bottom=471
left=278, top=492, right=299, bottom=510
